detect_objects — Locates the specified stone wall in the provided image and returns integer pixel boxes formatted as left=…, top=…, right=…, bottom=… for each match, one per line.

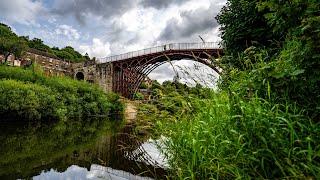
left=0, top=54, right=21, bottom=66
left=1, top=51, right=114, bottom=94
left=96, top=63, right=113, bottom=92
left=72, top=60, right=113, bottom=93
left=24, top=52, right=73, bottom=77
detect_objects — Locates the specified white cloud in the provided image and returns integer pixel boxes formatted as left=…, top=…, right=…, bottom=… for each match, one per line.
left=55, top=24, right=80, bottom=40
left=79, top=38, right=111, bottom=58
left=0, top=0, right=44, bottom=25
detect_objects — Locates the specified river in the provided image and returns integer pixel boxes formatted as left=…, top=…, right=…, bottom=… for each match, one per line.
left=0, top=103, right=167, bottom=179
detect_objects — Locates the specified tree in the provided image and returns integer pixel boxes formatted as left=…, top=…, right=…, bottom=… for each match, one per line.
left=28, top=38, right=52, bottom=53
left=139, top=82, right=148, bottom=89
left=0, top=24, right=27, bottom=63
left=53, top=50, right=74, bottom=60
left=217, top=0, right=320, bottom=116
left=215, top=0, right=278, bottom=68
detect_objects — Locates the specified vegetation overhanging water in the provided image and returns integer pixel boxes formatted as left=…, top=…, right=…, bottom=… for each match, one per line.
left=0, top=0, right=320, bottom=179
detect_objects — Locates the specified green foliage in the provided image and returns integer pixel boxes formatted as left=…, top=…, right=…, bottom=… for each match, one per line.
left=0, top=24, right=28, bottom=60
left=155, top=91, right=320, bottom=179
left=27, top=38, right=53, bottom=53
left=0, top=80, right=60, bottom=120
left=139, top=82, right=148, bottom=89
left=0, top=118, right=117, bottom=179
left=0, top=65, right=123, bottom=121
left=142, top=78, right=320, bottom=178
left=216, top=0, right=277, bottom=59
left=53, top=46, right=86, bottom=62
left=218, top=0, right=320, bottom=117
left=151, top=80, right=212, bottom=100
left=133, top=92, right=144, bottom=100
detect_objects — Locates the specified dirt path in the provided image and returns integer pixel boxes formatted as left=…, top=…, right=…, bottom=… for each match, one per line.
left=124, top=101, right=137, bottom=123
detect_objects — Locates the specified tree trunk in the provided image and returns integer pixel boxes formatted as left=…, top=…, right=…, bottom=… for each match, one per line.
left=4, top=52, right=11, bottom=63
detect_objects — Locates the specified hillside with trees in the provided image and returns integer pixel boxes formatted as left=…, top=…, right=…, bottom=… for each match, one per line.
left=0, top=23, right=87, bottom=63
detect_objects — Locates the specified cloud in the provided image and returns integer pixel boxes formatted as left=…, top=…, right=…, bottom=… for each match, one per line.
left=55, top=25, right=80, bottom=40
left=0, top=0, right=44, bottom=25
left=79, top=38, right=111, bottom=58
left=149, top=60, right=219, bottom=86
left=158, top=4, right=219, bottom=41
left=140, top=0, right=190, bottom=9
left=148, top=63, right=175, bottom=83
left=51, top=0, right=137, bottom=25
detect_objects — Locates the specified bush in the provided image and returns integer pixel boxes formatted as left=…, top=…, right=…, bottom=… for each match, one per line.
left=0, top=80, right=61, bottom=120
left=0, top=65, right=123, bottom=121
left=133, top=92, right=144, bottom=100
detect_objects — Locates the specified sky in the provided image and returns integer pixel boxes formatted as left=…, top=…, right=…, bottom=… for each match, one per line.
left=0, top=0, right=226, bottom=83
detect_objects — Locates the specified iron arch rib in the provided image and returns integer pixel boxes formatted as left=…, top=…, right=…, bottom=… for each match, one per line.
left=110, top=49, right=222, bottom=98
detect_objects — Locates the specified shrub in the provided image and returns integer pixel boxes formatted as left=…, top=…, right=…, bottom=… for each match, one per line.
left=0, top=80, right=62, bottom=121
left=133, top=92, right=144, bottom=100
left=0, top=65, right=123, bottom=121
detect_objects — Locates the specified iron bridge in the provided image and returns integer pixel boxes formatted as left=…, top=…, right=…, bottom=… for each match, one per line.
left=97, top=42, right=223, bottom=98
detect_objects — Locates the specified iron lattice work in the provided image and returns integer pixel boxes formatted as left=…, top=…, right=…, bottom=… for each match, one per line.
left=98, top=42, right=223, bottom=98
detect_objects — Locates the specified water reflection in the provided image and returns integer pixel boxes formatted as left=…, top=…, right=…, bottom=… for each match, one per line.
left=0, top=119, right=166, bottom=179
left=33, top=165, right=153, bottom=180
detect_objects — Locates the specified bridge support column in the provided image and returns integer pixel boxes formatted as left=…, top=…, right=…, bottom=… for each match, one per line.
left=96, top=63, right=113, bottom=93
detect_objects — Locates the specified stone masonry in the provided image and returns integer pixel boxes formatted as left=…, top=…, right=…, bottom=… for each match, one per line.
left=1, top=51, right=114, bottom=93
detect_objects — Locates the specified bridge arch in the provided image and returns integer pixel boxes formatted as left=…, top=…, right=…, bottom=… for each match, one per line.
left=112, top=52, right=221, bottom=98
left=131, top=54, right=220, bottom=98
left=75, top=71, right=85, bottom=81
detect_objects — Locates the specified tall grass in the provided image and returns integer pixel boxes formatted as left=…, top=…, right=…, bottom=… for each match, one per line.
left=153, top=89, right=320, bottom=179
left=139, top=56, right=320, bottom=178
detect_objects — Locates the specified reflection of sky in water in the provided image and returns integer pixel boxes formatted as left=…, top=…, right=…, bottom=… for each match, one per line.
left=33, top=139, right=167, bottom=180
left=33, top=137, right=168, bottom=180
left=33, top=165, right=89, bottom=180
left=128, top=138, right=168, bottom=169
left=33, top=165, right=152, bottom=180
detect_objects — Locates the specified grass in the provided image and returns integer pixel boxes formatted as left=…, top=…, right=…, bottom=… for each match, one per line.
left=138, top=76, right=320, bottom=179
left=150, top=90, right=320, bottom=179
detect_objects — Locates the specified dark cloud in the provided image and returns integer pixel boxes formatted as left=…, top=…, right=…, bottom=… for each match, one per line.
left=51, top=0, right=136, bottom=25
left=158, top=4, right=219, bottom=41
left=140, top=0, right=190, bottom=9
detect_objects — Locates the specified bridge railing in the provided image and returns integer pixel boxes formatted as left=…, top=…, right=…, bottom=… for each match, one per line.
left=99, top=42, right=220, bottom=62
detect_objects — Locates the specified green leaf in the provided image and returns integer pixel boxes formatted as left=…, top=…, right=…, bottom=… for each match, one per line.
left=290, top=69, right=305, bottom=76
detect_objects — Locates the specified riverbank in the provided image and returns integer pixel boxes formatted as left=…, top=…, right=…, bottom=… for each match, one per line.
left=0, top=111, right=167, bottom=179
left=0, top=65, right=123, bottom=121
left=136, top=81, right=320, bottom=179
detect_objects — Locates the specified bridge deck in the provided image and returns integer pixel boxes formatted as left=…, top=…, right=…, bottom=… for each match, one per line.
left=98, top=42, right=220, bottom=62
